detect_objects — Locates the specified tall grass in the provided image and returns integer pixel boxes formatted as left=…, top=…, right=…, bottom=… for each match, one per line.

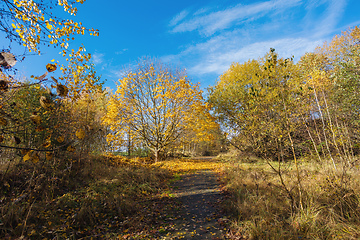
left=222, top=156, right=360, bottom=239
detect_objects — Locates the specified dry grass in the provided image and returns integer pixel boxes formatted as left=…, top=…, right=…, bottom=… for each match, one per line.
left=0, top=154, right=172, bottom=238
left=0, top=154, right=224, bottom=239
left=222, top=157, right=360, bottom=239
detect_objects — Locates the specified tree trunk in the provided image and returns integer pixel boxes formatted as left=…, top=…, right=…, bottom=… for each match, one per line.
left=154, top=149, right=159, bottom=163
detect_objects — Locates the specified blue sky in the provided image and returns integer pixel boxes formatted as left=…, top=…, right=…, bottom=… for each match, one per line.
left=6, top=0, right=360, bottom=90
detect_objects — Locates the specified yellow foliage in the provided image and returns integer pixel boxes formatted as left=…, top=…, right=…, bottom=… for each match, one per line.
left=153, top=158, right=223, bottom=173
left=57, top=136, right=65, bottom=143
left=103, top=59, right=217, bottom=161
left=2, top=0, right=99, bottom=54
left=67, top=145, right=75, bottom=152
left=23, top=150, right=33, bottom=162
left=75, top=129, right=85, bottom=140
left=32, top=152, right=40, bottom=163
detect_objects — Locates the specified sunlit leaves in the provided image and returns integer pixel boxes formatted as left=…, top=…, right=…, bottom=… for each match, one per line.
left=67, top=145, right=75, bottom=152
left=103, top=58, right=217, bottom=161
left=23, top=150, right=40, bottom=163
left=209, top=49, right=302, bottom=156
left=23, top=150, right=32, bottom=162
left=59, top=47, right=103, bottom=101
left=1, top=0, right=99, bottom=54
left=46, top=151, right=53, bottom=160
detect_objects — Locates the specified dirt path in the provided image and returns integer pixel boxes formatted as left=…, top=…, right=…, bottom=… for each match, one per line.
left=157, top=169, right=227, bottom=239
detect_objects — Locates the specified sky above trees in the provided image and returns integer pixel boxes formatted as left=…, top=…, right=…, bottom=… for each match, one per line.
left=4, top=0, right=360, bottom=89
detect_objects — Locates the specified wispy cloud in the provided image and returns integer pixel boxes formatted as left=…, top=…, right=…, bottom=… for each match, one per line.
left=169, top=9, right=189, bottom=27
left=115, top=48, right=128, bottom=55
left=170, top=0, right=302, bottom=36
left=188, top=38, right=324, bottom=76
left=316, top=0, right=347, bottom=37
left=92, top=52, right=105, bottom=65
left=164, top=0, right=349, bottom=83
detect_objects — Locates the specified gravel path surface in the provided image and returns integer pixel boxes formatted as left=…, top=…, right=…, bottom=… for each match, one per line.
left=158, top=169, right=226, bottom=239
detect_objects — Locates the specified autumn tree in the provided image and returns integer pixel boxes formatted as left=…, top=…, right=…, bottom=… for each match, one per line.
left=0, top=0, right=98, bottom=55
left=297, top=26, right=360, bottom=167
left=0, top=0, right=105, bottom=164
left=103, top=59, right=216, bottom=162
left=209, top=49, right=303, bottom=159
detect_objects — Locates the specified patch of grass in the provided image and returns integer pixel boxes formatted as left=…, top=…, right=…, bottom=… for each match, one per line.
left=0, top=154, right=172, bottom=239
left=223, top=157, right=360, bottom=239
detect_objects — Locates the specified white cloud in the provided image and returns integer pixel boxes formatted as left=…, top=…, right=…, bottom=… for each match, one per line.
left=115, top=48, right=128, bottom=55
left=163, top=0, right=349, bottom=84
left=169, top=10, right=189, bottom=27
left=170, top=0, right=302, bottom=36
left=315, top=0, right=347, bottom=37
left=187, top=38, right=324, bottom=76
left=92, top=52, right=105, bottom=65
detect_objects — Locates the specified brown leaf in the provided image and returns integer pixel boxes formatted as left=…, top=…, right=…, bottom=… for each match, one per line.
left=46, top=152, right=53, bottom=160
left=32, top=152, right=40, bottom=163
left=0, top=52, right=16, bottom=68
left=0, top=117, right=8, bottom=126
left=56, top=84, right=68, bottom=97
left=35, top=126, right=45, bottom=132
left=46, top=63, right=57, bottom=72
left=0, top=80, right=9, bottom=91
left=40, top=96, right=52, bottom=109
left=13, top=136, right=21, bottom=144
left=30, top=114, right=41, bottom=125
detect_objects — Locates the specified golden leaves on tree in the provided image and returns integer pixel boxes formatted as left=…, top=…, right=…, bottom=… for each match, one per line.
left=2, top=0, right=99, bottom=54
left=23, top=150, right=40, bottom=163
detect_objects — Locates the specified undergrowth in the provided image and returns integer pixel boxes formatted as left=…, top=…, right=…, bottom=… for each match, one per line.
left=0, top=154, right=224, bottom=239
left=0, top=154, right=172, bottom=239
left=221, top=156, right=360, bottom=239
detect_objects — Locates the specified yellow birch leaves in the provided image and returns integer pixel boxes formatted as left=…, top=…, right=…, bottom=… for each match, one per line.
left=3, top=0, right=99, bottom=54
